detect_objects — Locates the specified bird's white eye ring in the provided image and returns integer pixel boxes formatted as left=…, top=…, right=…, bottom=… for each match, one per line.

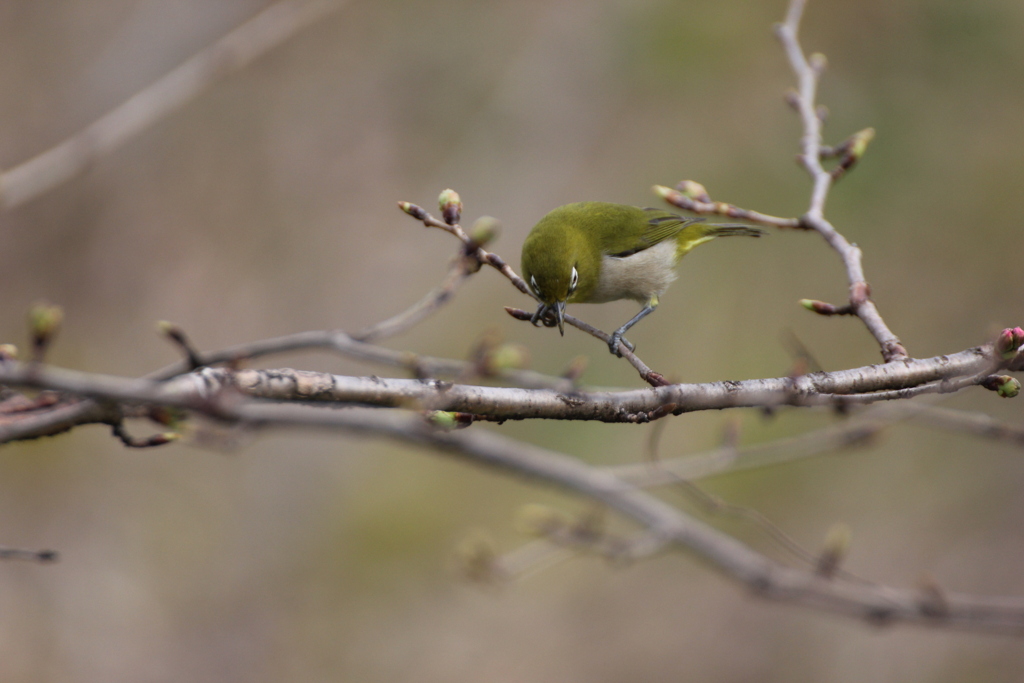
left=568, top=266, right=579, bottom=294
left=530, top=275, right=541, bottom=296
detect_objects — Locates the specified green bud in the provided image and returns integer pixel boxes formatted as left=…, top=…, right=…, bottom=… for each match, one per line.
left=848, top=127, right=875, bottom=159
left=515, top=503, right=569, bottom=537
left=427, top=411, right=458, bottom=430
left=469, top=216, right=501, bottom=248
left=981, top=375, right=1021, bottom=398
left=28, top=302, right=63, bottom=355
left=438, top=188, right=463, bottom=225
left=997, top=377, right=1021, bottom=398
left=0, top=344, right=17, bottom=361
left=486, top=344, right=529, bottom=374
left=426, top=411, right=472, bottom=429
left=455, top=531, right=498, bottom=583
left=816, top=522, right=851, bottom=578
left=809, top=52, right=828, bottom=71
left=652, top=184, right=676, bottom=200
left=397, top=201, right=428, bottom=220
left=156, top=320, right=186, bottom=344
left=800, top=299, right=835, bottom=315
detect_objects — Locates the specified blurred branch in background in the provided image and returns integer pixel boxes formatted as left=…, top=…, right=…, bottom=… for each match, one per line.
left=2, top=0, right=1024, bottom=639
left=0, top=0, right=343, bottom=210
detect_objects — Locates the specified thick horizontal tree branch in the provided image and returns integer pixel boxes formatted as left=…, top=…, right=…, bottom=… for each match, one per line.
left=0, top=342, right=1013, bottom=443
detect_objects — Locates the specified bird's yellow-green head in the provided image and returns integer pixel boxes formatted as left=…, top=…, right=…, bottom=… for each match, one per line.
left=520, top=206, right=601, bottom=334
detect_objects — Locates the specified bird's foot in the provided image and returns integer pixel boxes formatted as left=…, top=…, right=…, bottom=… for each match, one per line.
left=531, top=304, right=559, bottom=328
left=607, top=331, right=635, bottom=356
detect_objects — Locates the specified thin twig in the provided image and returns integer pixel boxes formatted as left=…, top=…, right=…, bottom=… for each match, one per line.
left=0, top=0, right=343, bottom=209
left=655, top=185, right=803, bottom=229
left=617, top=399, right=1024, bottom=488
left=0, top=546, right=58, bottom=563
left=504, top=307, right=668, bottom=387
left=906, top=404, right=1024, bottom=445
left=616, top=411, right=887, bottom=485
left=351, top=255, right=473, bottom=343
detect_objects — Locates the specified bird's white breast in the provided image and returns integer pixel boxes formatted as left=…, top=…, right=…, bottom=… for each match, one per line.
left=589, top=240, right=677, bottom=304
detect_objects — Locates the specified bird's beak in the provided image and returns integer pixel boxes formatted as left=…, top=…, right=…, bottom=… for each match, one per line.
left=555, top=300, right=566, bottom=336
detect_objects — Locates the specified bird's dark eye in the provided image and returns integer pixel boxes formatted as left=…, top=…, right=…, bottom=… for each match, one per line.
left=568, top=266, right=579, bottom=294
left=530, top=275, right=541, bottom=297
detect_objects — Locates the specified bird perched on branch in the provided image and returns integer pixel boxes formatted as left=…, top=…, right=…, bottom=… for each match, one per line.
left=521, top=202, right=765, bottom=355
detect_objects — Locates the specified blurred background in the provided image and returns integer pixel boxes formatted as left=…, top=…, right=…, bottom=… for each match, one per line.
left=1, top=0, right=1024, bottom=680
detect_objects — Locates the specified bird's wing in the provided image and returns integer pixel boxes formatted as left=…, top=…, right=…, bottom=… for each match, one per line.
left=607, top=208, right=704, bottom=258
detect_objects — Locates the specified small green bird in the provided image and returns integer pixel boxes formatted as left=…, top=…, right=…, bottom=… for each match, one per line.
left=521, top=202, right=765, bottom=355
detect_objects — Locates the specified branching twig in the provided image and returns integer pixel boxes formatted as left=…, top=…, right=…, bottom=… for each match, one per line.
left=398, top=203, right=532, bottom=298
left=183, top=404, right=1024, bottom=633
left=0, top=0, right=343, bottom=209
left=774, top=0, right=907, bottom=362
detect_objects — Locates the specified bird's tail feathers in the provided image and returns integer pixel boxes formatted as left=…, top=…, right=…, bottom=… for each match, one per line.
left=708, top=225, right=766, bottom=238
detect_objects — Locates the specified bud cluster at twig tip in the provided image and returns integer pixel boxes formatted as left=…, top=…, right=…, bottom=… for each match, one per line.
left=994, top=327, right=1024, bottom=360
left=676, top=179, right=711, bottom=203
left=28, top=302, right=63, bottom=360
left=438, top=188, right=462, bottom=225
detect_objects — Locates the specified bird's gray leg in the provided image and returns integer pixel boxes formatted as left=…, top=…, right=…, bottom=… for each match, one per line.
left=608, top=297, right=659, bottom=356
